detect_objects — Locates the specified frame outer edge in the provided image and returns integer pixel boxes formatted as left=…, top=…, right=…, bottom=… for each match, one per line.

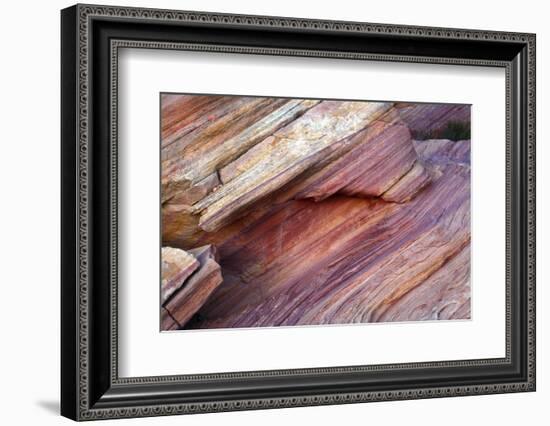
left=61, top=4, right=80, bottom=422
left=66, top=4, right=536, bottom=421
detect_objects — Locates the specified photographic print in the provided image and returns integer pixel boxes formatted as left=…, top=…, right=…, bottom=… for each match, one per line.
left=160, top=94, right=471, bottom=331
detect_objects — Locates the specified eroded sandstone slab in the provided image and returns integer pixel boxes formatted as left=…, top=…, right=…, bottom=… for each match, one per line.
left=191, top=101, right=393, bottom=231
left=163, top=245, right=223, bottom=328
left=161, top=247, right=199, bottom=304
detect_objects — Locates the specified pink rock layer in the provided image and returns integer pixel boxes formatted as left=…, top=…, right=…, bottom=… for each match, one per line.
left=160, top=94, right=471, bottom=330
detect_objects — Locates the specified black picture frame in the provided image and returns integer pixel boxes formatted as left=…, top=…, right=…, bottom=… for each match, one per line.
left=61, top=4, right=536, bottom=421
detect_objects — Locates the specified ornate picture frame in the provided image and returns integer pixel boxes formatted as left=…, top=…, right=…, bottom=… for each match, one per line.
left=61, top=4, right=535, bottom=420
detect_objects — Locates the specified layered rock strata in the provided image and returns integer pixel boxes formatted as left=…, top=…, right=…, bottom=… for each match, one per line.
left=160, top=94, right=471, bottom=330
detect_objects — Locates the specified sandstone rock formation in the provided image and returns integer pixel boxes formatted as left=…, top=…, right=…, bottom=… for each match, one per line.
left=160, top=94, right=471, bottom=330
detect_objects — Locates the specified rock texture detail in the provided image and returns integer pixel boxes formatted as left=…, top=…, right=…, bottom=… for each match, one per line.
left=161, top=247, right=199, bottom=304
left=160, top=94, right=471, bottom=330
left=161, top=245, right=223, bottom=330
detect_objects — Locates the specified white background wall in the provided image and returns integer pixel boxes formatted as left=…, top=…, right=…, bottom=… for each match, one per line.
left=0, top=0, right=547, bottom=424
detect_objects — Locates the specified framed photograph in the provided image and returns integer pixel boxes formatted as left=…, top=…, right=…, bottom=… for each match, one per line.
left=61, top=4, right=536, bottom=421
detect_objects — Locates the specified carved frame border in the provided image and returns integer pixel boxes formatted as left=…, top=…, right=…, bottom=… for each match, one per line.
left=61, top=3, right=535, bottom=421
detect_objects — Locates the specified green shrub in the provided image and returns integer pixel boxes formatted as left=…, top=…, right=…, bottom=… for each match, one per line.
left=440, top=120, right=470, bottom=141
left=413, top=120, right=470, bottom=141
